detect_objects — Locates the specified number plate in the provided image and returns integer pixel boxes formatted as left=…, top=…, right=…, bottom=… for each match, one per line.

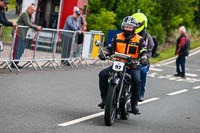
left=112, top=61, right=125, bottom=72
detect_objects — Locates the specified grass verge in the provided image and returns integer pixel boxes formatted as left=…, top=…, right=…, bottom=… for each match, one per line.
left=7, top=0, right=16, bottom=10
left=150, top=38, right=200, bottom=64
left=2, top=26, right=13, bottom=42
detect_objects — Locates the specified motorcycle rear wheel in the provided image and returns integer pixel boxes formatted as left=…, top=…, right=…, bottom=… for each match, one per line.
left=120, top=98, right=130, bottom=120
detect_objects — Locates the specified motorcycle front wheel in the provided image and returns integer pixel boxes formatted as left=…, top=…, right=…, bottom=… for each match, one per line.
left=104, top=84, right=118, bottom=126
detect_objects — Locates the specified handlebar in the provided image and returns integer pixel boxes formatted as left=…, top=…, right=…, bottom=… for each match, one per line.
left=103, top=52, right=139, bottom=65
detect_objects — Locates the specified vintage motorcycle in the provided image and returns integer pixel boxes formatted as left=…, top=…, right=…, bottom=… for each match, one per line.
left=104, top=52, right=139, bottom=126
left=95, top=40, right=140, bottom=126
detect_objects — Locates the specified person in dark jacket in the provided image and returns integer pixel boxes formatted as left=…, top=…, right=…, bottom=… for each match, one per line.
left=174, top=26, right=190, bottom=78
left=152, top=36, right=160, bottom=58
left=0, top=0, right=17, bottom=27
left=132, top=13, right=154, bottom=101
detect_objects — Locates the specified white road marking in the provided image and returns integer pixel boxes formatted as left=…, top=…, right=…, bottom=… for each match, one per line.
left=167, top=89, right=188, bottom=96
left=58, top=112, right=104, bottom=127
left=139, top=97, right=160, bottom=105
left=162, top=59, right=176, bottom=65
left=149, top=67, right=163, bottom=72
left=193, top=86, right=200, bottom=90
left=169, top=77, right=179, bottom=80
left=57, top=97, right=159, bottom=127
left=185, top=73, right=198, bottom=77
left=188, top=48, right=200, bottom=56
left=176, top=78, right=187, bottom=82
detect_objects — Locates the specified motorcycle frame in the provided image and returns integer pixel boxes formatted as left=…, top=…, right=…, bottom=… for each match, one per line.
left=109, top=64, right=129, bottom=109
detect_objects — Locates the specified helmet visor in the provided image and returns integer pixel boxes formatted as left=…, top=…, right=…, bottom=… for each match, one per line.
left=137, top=21, right=145, bottom=29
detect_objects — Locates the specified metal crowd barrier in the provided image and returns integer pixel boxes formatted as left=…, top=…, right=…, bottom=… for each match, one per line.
left=0, top=25, right=105, bottom=72
left=0, top=24, right=13, bottom=71
left=82, top=31, right=105, bottom=66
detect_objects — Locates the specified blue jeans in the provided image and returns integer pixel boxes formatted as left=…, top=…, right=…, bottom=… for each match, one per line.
left=99, top=66, right=141, bottom=104
left=140, top=64, right=150, bottom=97
left=176, top=56, right=186, bottom=75
left=14, top=37, right=25, bottom=65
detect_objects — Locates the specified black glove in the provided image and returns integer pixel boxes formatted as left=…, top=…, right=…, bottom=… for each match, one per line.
left=140, top=56, right=149, bottom=66
left=98, top=53, right=106, bottom=61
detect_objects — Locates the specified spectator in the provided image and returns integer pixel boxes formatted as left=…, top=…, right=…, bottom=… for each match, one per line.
left=79, top=15, right=87, bottom=31
left=0, top=0, right=17, bottom=27
left=76, top=14, right=86, bottom=54
left=16, top=0, right=22, bottom=15
left=174, top=26, right=190, bottom=78
left=152, top=35, right=160, bottom=58
left=62, top=6, right=84, bottom=62
left=11, top=4, right=42, bottom=69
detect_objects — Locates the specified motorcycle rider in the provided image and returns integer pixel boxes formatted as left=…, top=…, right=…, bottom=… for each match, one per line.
left=98, top=16, right=149, bottom=115
left=132, top=13, right=154, bottom=101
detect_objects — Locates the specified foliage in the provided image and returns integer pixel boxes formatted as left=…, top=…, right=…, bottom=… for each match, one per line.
left=87, top=8, right=117, bottom=43
left=88, top=0, right=200, bottom=45
left=7, top=0, right=16, bottom=10
left=88, top=0, right=118, bottom=12
left=2, top=26, right=12, bottom=42
left=156, top=0, right=197, bottom=36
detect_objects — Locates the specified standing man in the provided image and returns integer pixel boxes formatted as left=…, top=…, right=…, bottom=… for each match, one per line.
left=0, top=0, right=17, bottom=27
left=12, top=4, right=42, bottom=68
left=152, top=35, right=160, bottom=58
left=79, top=15, right=87, bottom=32
left=174, top=26, right=190, bottom=78
left=17, top=4, right=42, bottom=30
left=63, top=6, right=84, bottom=58
left=132, top=13, right=154, bottom=101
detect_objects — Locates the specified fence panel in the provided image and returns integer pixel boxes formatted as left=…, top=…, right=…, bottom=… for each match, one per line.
left=0, top=24, right=13, bottom=71
left=9, top=26, right=40, bottom=71
left=0, top=25, right=106, bottom=72
left=81, top=31, right=105, bottom=65
left=32, top=28, right=58, bottom=69
left=53, top=30, right=77, bottom=67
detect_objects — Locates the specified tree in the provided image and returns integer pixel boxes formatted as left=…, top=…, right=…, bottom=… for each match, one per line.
left=88, top=0, right=199, bottom=44
left=87, top=8, right=117, bottom=42
left=157, top=0, right=197, bottom=35
left=88, top=0, right=118, bottom=13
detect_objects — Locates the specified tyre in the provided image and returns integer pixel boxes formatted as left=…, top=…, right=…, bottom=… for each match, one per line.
left=104, top=84, right=118, bottom=126
left=120, top=97, right=130, bottom=120
left=120, top=84, right=131, bottom=120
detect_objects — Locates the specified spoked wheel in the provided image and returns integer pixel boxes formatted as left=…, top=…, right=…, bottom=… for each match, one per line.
left=104, top=84, right=118, bottom=126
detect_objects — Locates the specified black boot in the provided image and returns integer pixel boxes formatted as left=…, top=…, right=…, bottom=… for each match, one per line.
left=139, top=96, right=144, bottom=102
left=98, top=100, right=105, bottom=109
left=130, top=101, right=140, bottom=115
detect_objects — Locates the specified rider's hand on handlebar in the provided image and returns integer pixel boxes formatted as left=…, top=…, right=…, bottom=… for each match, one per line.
left=98, top=53, right=106, bottom=60
left=140, top=56, right=149, bottom=66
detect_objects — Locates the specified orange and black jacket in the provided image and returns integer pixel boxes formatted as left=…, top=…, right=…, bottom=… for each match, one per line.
left=107, top=32, right=147, bottom=60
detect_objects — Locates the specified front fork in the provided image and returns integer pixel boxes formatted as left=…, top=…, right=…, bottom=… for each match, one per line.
left=110, top=71, right=126, bottom=109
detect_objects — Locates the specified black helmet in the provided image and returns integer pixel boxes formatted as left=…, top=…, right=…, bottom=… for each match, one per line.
left=121, top=16, right=138, bottom=30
